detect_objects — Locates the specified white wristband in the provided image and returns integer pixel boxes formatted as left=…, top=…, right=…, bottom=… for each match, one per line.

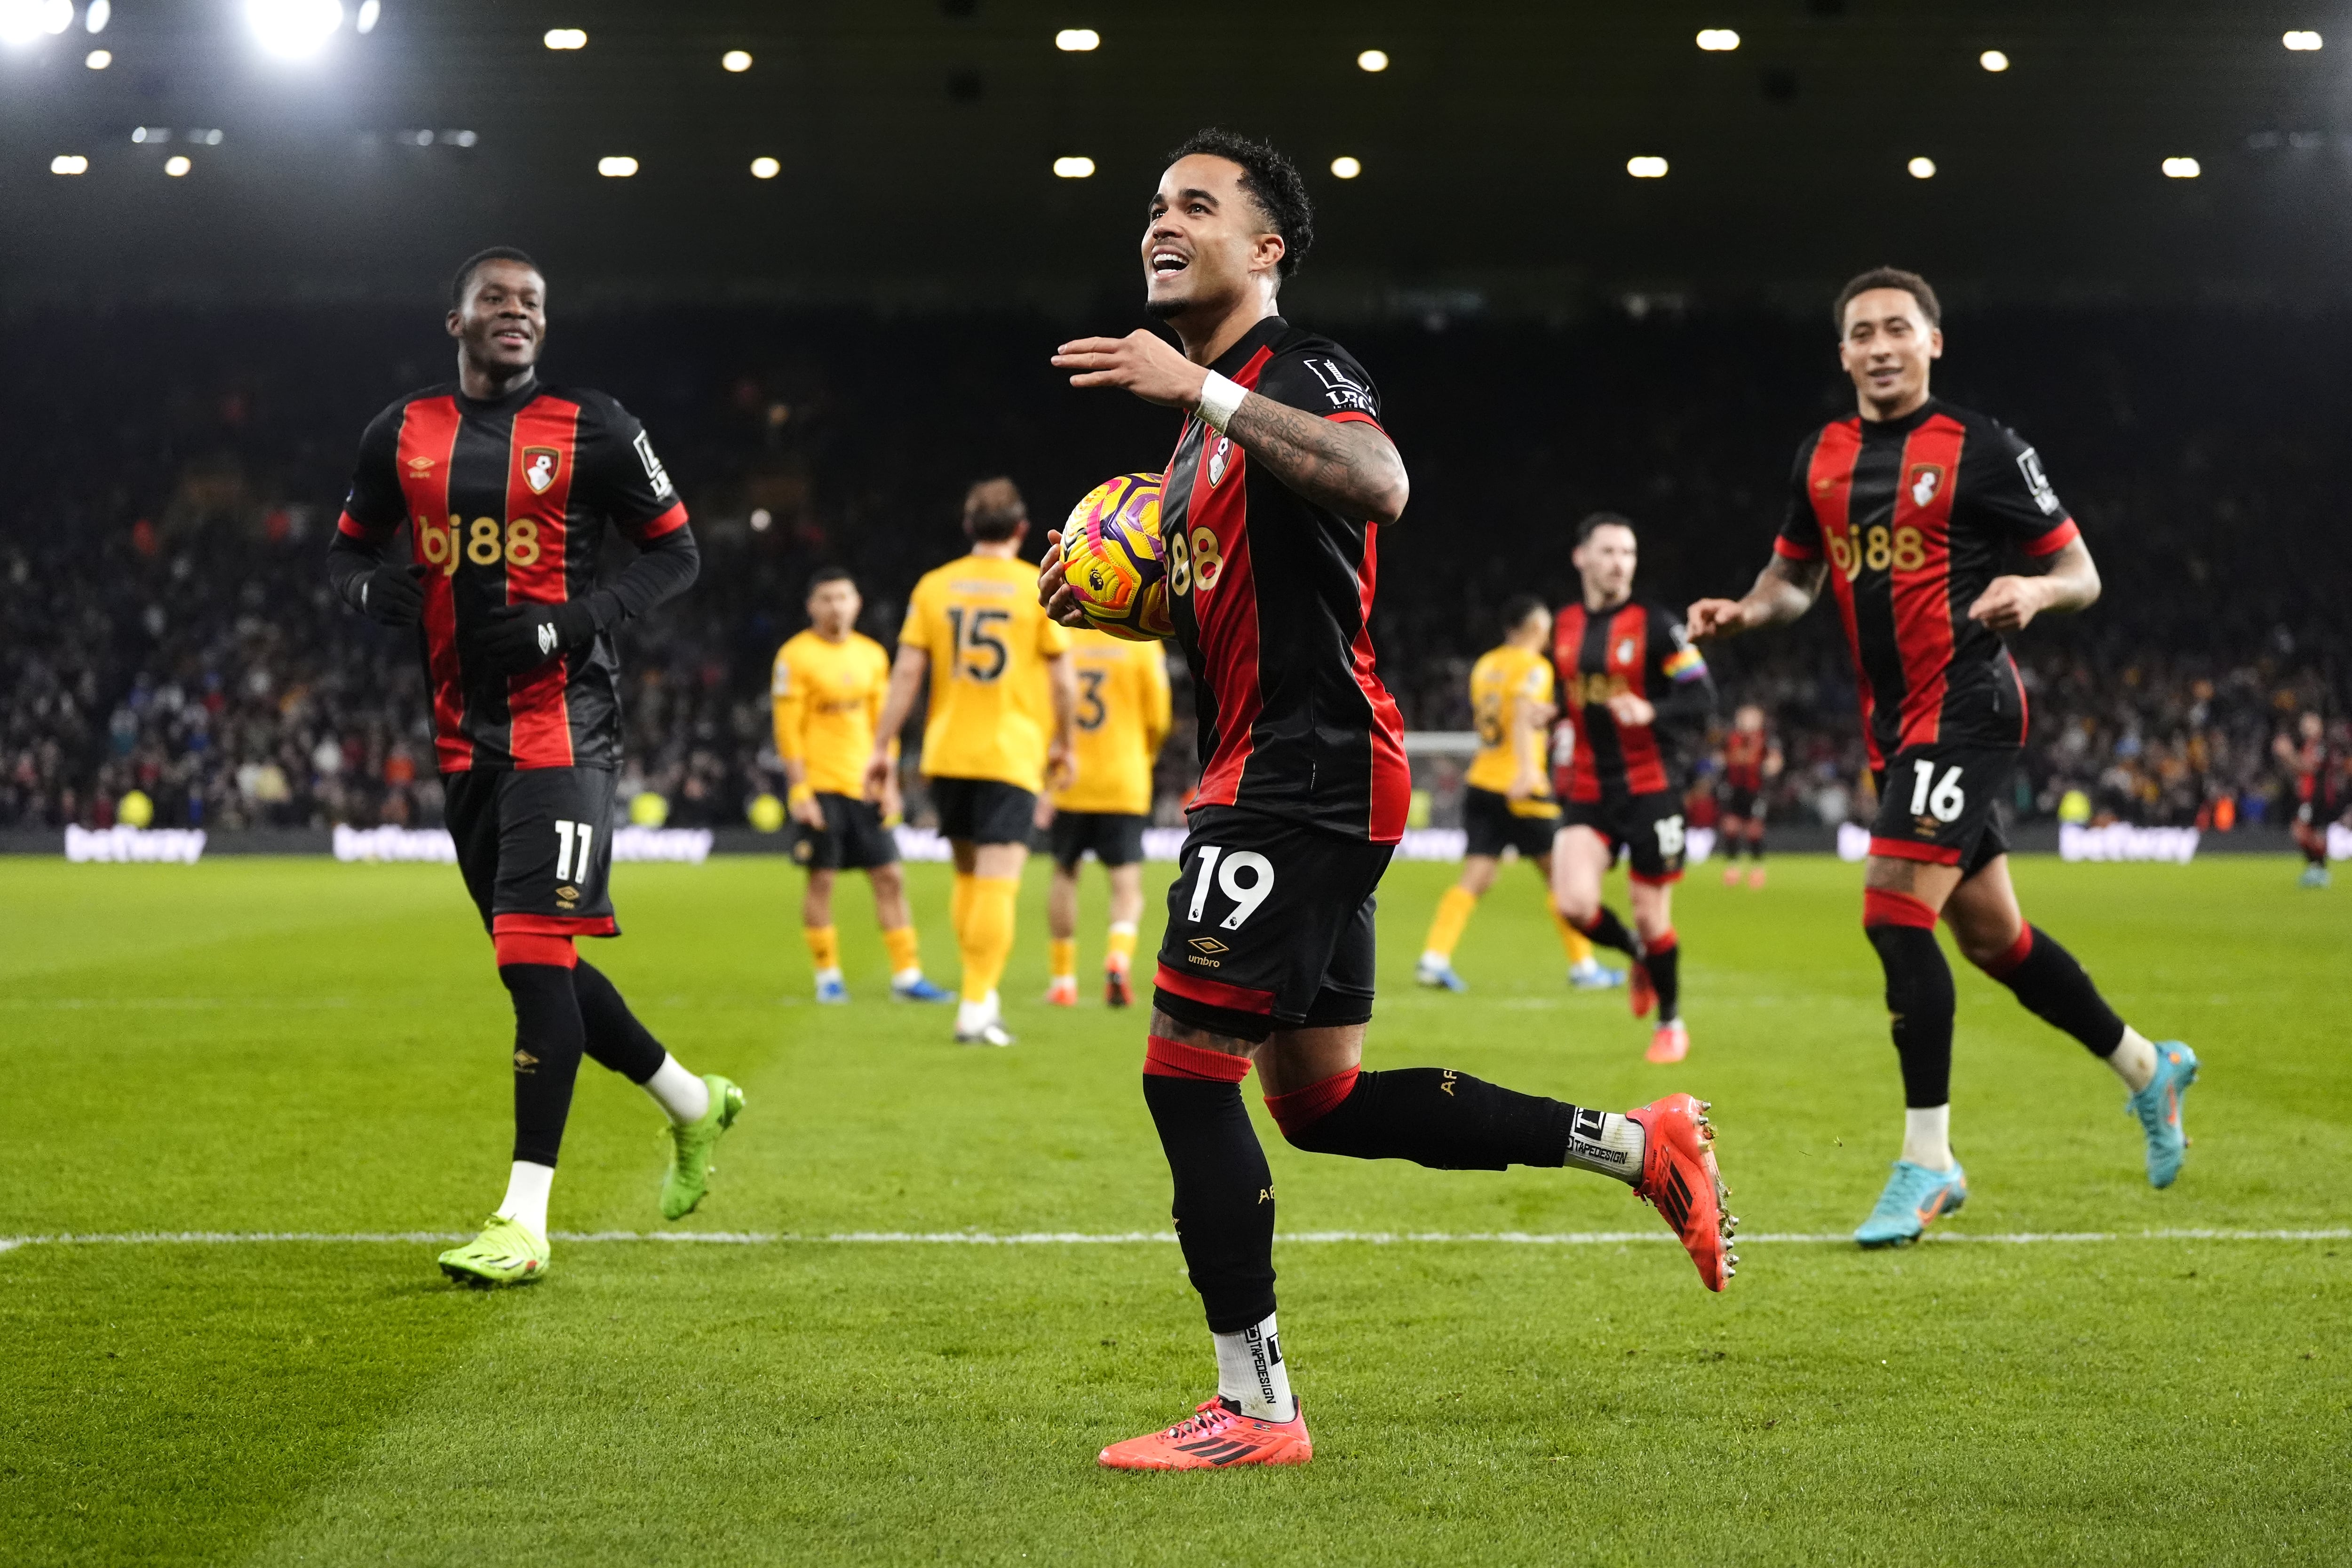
left=1195, top=370, right=1246, bottom=435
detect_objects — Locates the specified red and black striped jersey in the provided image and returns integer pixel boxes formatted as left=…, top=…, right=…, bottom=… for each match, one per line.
left=1776, top=399, right=2077, bottom=769
left=1158, top=317, right=1410, bottom=843
left=1722, top=728, right=1771, bottom=792
left=337, top=380, right=689, bottom=773
left=1552, top=598, right=1714, bottom=803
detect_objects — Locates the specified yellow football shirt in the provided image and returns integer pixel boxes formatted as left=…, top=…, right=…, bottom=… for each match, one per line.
left=1463, top=643, right=1558, bottom=818
left=900, top=553, right=1072, bottom=792
left=771, top=629, right=891, bottom=797
left=1054, top=629, right=1172, bottom=817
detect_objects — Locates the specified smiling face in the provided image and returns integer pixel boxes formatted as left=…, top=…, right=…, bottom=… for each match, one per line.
left=1573, top=523, right=1637, bottom=606
left=1838, top=287, right=1941, bottom=419
left=1142, top=154, right=1285, bottom=326
left=447, top=259, right=546, bottom=381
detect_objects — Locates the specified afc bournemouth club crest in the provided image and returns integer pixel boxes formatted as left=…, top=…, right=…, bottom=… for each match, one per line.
left=1906, top=462, right=1947, bottom=509
left=522, top=446, right=561, bottom=495
left=1207, top=435, right=1233, bottom=487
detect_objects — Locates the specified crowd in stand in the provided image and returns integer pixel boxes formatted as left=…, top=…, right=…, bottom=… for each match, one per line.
left=3, top=304, right=2344, bottom=836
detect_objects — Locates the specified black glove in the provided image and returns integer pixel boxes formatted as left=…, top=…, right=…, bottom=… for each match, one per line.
left=357, top=564, right=427, bottom=628
left=470, top=599, right=600, bottom=676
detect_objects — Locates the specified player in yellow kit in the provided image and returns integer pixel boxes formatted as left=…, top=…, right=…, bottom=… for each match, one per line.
left=1038, top=627, right=1172, bottom=1008
left=1417, top=596, right=1625, bottom=993
left=867, top=478, right=1076, bottom=1046
left=772, top=567, right=954, bottom=1006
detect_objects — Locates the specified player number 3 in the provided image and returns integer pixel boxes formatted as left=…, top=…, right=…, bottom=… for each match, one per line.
left=1184, top=844, right=1274, bottom=931
left=1910, top=761, right=1966, bottom=824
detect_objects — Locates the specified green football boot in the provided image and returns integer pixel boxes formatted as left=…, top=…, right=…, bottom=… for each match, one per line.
left=660, top=1074, right=745, bottom=1221
left=437, top=1214, right=550, bottom=1288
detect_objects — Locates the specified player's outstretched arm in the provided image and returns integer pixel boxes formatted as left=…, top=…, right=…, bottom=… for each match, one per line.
left=1052, top=330, right=1408, bottom=525
left=1687, top=554, right=1826, bottom=643
left=1968, top=536, right=2101, bottom=633
left=865, top=647, right=928, bottom=800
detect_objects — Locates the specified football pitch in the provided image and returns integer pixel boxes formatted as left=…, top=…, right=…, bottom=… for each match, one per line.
left=2, top=852, right=2345, bottom=1567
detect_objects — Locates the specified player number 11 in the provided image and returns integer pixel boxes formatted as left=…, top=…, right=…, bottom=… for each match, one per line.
left=553, top=819, right=595, bottom=883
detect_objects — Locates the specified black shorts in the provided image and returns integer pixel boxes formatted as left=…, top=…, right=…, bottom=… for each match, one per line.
left=442, top=765, right=619, bottom=937
left=1869, top=744, right=2014, bottom=876
left=794, top=791, right=898, bottom=871
left=1561, top=789, right=1687, bottom=884
left=1717, top=784, right=1764, bottom=821
left=1153, top=805, right=1393, bottom=1044
left=1462, top=785, right=1559, bottom=861
left=1049, top=810, right=1147, bottom=871
left=929, top=776, right=1037, bottom=846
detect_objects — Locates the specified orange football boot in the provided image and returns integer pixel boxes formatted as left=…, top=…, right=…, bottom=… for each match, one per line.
left=1722, top=864, right=1742, bottom=888
left=1104, top=964, right=1134, bottom=1009
left=1628, top=1092, right=1738, bottom=1291
left=1645, top=1019, right=1689, bottom=1064
left=1748, top=866, right=1767, bottom=889
left=1627, top=958, right=1656, bottom=1019
left=1044, top=975, right=1078, bottom=1007
left=1098, top=1398, right=1312, bottom=1471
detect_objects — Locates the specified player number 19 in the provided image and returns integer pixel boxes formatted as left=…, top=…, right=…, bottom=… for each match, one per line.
left=1184, top=844, right=1275, bottom=931
left=1909, top=762, right=1965, bottom=824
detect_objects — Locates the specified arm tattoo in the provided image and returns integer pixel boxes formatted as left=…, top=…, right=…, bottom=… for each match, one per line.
left=1224, top=394, right=1408, bottom=524
left=1746, top=552, right=1825, bottom=626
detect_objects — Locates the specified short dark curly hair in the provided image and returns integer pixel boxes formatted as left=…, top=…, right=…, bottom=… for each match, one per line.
left=1833, top=266, right=1940, bottom=332
left=1165, top=127, right=1314, bottom=278
left=450, top=246, right=540, bottom=307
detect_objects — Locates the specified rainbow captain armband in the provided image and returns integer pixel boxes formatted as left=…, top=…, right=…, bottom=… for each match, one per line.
left=1663, top=645, right=1708, bottom=684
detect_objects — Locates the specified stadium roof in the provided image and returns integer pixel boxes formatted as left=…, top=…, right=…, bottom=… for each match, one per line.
left=5, top=0, right=2347, bottom=316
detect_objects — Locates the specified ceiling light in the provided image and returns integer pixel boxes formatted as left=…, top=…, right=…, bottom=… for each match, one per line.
left=2283, top=31, right=2322, bottom=51
left=1052, top=155, right=1095, bottom=178
left=1979, top=49, right=2009, bottom=72
left=0, top=0, right=70, bottom=45
left=165, top=155, right=191, bottom=176
left=543, top=27, right=585, bottom=50
left=85, top=46, right=108, bottom=66
left=1908, top=156, right=1936, bottom=179
left=1329, top=155, right=1361, bottom=179
left=2161, top=156, right=2201, bottom=179
left=750, top=156, right=779, bottom=179
left=1695, top=29, right=1740, bottom=51
left=51, top=153, right=87, bottom=175
left=245, top=0, right=344, bottom=59
left=1626, top=155, right=1669, bottom=178
left=446, top=129, right=476, bottom=146
left=85, top=0, right=107, bottom=31
left=131, top=126, right=170, bottom=143
left=722, top=48, right=751, bottom=71
left=356, top=0, right=376, bottom=32
left=192, top=128, right=223, bottom=145
left=597, top=156, right=638, bottom=177
left=1054, top=28, right=1098, bottom=51
left=1356, top=48, right=1388, bottom=72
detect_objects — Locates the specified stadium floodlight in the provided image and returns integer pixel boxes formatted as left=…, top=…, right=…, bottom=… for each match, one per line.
left=85, top=46, right=107, bottom=66
left=1979, top=49, right=2009, bottom=72
left=722, top=48, right=751, bottom=71
left=246, top=0, right=344, bottom=59
left=86, top=0, right=108, bottom=31
left=1908, top=156, right=1936, bottom=179
left=51, top=153, right=88, bottom=174
left=1626, top=155, right=1669, bottom=178
left=1356, top=48, right=1388, bottom=72
left=165, top=155, right=191, bottom=175
left=1054, top=28, right=1098, bottom=51
left=2161, top=156, right=2201, bottom=179
left=356, top=0, right=376, bottom=33
left=1695, top=29, right=1740, bottom=52
left=2282, top=31, right=2322, bottom=51
left=543, top=27, right=585, bottom=50
left=0, top=0, right=73, bottom=46
left=749, top=156, right=779, bottom=179
left=1329, top=155, right=1361, bottom=179
left=597, top=155, right=638, bottom=177
left=1052, top=155, right=1095, bottom=178
left=131, top=126, right=169, bottom=142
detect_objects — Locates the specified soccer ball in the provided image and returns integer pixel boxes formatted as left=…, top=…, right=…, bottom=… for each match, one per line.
left=1060, top=472, right=1172, bottom=641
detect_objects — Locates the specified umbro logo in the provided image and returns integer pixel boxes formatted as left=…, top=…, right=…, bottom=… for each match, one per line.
left=513, top=1049, right=539, bottom=1073
left=406, top=456, right=435, bottom=472
left=536, top=622, right=560, bottom=655
left=1188, top=936, right=1229, bottom=955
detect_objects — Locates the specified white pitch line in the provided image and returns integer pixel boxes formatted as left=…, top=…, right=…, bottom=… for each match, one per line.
left=1, top=1227, right=2345, bottom=1252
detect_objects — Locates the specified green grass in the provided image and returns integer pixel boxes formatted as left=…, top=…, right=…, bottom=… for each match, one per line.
left=1, top=852, right=2346, bottom=1567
